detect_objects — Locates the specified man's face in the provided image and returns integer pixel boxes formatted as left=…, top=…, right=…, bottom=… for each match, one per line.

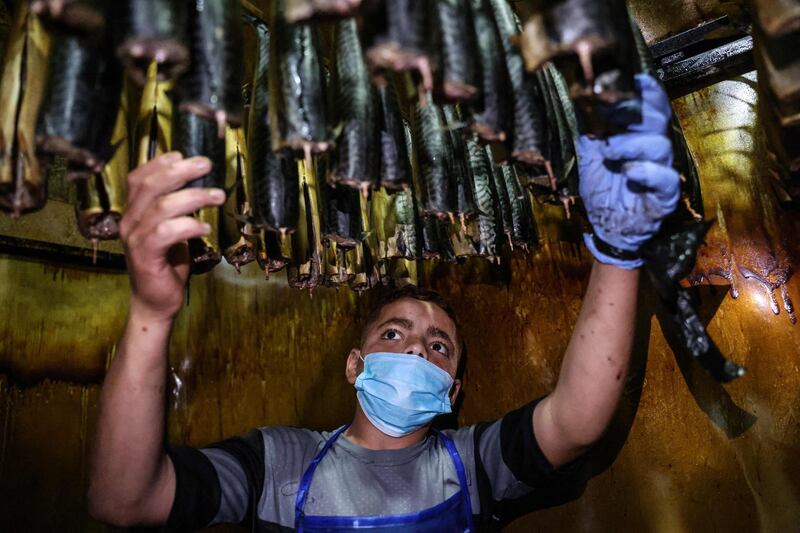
left=345, top=298, right=462, bottom=398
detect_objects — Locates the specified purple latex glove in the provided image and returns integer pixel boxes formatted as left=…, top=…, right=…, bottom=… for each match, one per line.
left=578, top=74, right=681, bottom=269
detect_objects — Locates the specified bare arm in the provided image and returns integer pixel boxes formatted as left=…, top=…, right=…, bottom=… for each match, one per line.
left=88, top=153, right=224, bottom=526
left=533, top=262, right=639, bottom=468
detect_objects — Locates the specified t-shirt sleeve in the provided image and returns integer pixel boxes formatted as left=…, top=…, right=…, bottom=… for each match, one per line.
left=471, top=397, right=590, bottom=527
left=166, top=429, right=265, bottom=532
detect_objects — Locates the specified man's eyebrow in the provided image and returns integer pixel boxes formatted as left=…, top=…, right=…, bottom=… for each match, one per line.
left=376, top=317, right=414, bottom=330
left=427, top=326, right=453, bottom=346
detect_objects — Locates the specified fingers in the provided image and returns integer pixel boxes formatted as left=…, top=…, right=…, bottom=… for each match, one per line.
left=623, top=161, right=680, bottom=203
left=577, top=135, right=606, bottom=163
left=129, top=187, right=226, bottom=240
left=126, top=152, right=183, bottom=198
left=142, top=217, right=212, bottom=258
left=629, top=74, right=672, bottom=135
left=124, top=156, right=215, bottom=229
left=601, top=134, right=673, bottom=166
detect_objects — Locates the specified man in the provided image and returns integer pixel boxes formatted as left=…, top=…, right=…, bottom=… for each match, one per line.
left=88, top=74, right=680, bottom=531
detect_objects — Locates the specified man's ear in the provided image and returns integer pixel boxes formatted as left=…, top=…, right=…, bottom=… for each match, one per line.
left=449, top=378, right=462, bottom=406
left=346, top=348, right=362, bottom=385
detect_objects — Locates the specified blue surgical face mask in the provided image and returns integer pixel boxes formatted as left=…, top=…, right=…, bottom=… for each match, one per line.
left=354, top=352, right=454, bottom=438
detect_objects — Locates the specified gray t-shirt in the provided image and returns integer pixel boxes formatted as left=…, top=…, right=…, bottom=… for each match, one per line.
left=167, top=399, right=589, bottom=532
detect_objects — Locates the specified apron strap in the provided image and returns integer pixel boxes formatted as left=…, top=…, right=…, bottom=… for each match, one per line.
left=433, top=429, right=475, bottom=530
left=295, top=424, right=350, bottom=531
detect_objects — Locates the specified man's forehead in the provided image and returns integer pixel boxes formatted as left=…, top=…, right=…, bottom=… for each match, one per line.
left=373, top=298, right=457, bottom=333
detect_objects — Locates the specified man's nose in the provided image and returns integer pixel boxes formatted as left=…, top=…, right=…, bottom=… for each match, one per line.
left=404, top=341, right=427, bottom=359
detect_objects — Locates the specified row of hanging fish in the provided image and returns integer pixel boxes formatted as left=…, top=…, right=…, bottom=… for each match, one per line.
left=0, top=1, right=685, bottom=277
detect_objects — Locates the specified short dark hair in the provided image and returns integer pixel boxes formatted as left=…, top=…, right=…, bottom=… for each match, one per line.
left=361, top=285, right=467, bottom=379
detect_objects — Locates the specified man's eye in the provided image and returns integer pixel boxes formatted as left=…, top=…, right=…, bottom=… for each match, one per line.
left=431, top=342, right=448, bottom=355
left=382, top=329, right=400, bottom=340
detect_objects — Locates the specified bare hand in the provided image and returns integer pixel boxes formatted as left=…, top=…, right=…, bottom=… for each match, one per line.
left=119, top=152, right=226, bottom=322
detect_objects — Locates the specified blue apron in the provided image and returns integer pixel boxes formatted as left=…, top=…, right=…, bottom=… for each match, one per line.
left=294, top=425, right=474, bottom=532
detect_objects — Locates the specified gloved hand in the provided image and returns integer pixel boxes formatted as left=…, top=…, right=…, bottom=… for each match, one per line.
left=577, top=74, right=681, bottom=269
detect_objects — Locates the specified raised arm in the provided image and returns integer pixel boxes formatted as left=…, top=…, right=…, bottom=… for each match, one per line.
left=534, top=75, right=680, bottom=468
left=88, top=153, right=225, bottom=526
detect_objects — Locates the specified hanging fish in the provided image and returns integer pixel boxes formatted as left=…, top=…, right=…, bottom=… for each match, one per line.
left=466, top=135, right=498, bottom=258
left=392, top=187, right=419, bottom=260
left=36, top=32, right=123, bottom=180
left=486, top=145, right=512, bottom=246
left=442, top=105, right=477, bottom=222
left=360, top=0, right=433, bottom=91
left=255, top=229, right=291, bottom=276
left=320, top=183, right=363, bottom=249
left=116, top=0, right=189, bottom=85
left=270, top=3, right=330, bottom=159
left=173, top=109, right=226, bottom=273
left=488, top=0, right=549, bottom=168
left=500, top=162, right=537, bottom=250
left=288, top=159, right=323, bottom=289
left=76, top=89, right=129, bottom=241
left=0, top=2, right=51, bottom=215
left=178, top=0, right=244, bottom=137
left=413, top=93, right=455, bottom=219
left=422, top=216, right=456, bottom=262
left=345, top=242, right=370, bottom=291
left=629, top=15, right=703, bottom=221
left=376, top=82, right=412, bottom=191
left=466, top=0, right=510, bottom=142
left=536, top=64, right=579, bottom=211
left=285, top=0, right=363, bottom=24
left=433, top=0, right=478, bottom=102
left=221, top=127, right=256, bottom=272
left=134, top=61, right=174, bottom=166
left=248, top=21, right=300, bottom=235
left=329, top=18, right=378, bottom=192
left=537, top=0, right=639, bottom=134
left=30, top=0, right=107, bottom=42
left=368, top=186, right=395, bottom=261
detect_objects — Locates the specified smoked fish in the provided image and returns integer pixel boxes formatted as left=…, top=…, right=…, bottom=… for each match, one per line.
left=500, top=162, right=536, bottom=249
left=486, top=145, right=512, bottom=246
left=467, top=0, right=510, bottom=142
left=361, top=0, right=433, bottom=91
left=133, top=61, right=174, bottom=166
left=329, top=18, right=378, bottom=192
left=288, top=159, right=323, bottom=289
left=173, top=108, right=226, bottom=273
left=36, top=33, right=123, bottom=179
left=247, top=21, right=300, bottom=235
left=413, top=93, right=455, bottom=219
left=442, top=105, right=477, bottom=221
left=76, top=89, right=128, bottom=241
left=433, top=0, right=478, bottom=102
left=318, top=153, right=362, bottom=248
left=539, top=0, right=638, bottom=108
left=0, top=2, right=51, bottom=215
left=221, top=126, right=256, bottom=272
left=255, top=229, right=291, bottom=275
left=270, top=4, right=330, bottom=158
left=489, top=0, right=548, bottom=167
left=466, top=134, right=498, bottom=258
left=392, top=188, right=419, bottom=259
left=376, top=82, right=412, bottom=191
left=179, top=0, right=244, bottom=136
left=116, top=0, right=189, bottom=85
